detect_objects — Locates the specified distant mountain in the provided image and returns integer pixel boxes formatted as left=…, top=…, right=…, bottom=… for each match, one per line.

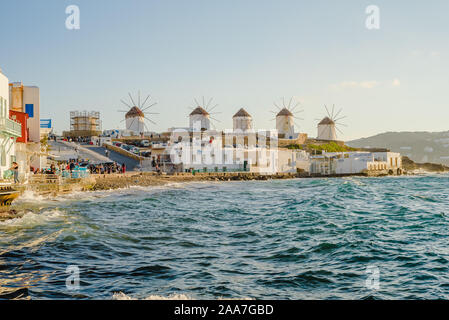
left=347, top=131, right=449, bottom=166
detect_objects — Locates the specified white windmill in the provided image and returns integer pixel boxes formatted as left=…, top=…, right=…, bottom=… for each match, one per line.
left=271, top=97, right=304, bottom=139
left=118, top=91, right=158, bottom=136
left=188, top=97, right=221, bottom=131
left=233, top=108, right=253, bottom=131
left=316, top=105, right=346, bottom=141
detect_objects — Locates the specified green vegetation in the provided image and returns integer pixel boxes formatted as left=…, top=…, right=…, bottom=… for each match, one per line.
left=285, top=144, right=303, bottom=150
left=308, top=142, right=357, bottom=154
left=283, top=141, right=358, bottom=154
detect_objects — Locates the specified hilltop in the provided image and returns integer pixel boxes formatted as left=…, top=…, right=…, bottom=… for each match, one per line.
left=347, top=131, right=449, bottom=166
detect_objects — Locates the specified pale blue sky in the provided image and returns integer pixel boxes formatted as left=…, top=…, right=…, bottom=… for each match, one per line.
left=1, top=0, right=448, bottom=140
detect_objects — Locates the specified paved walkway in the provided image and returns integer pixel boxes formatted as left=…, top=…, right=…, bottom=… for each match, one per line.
left=49, top=141, right=108, bottom=163
left=49, top=141, right=141, bottom=171
left=84, top=145, right=140, bottom=171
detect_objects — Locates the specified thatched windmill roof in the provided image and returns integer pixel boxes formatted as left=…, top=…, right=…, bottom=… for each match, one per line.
left=189, top=106, right=209, bottom=116
left=318, top=117, right=335, bottom=125
left=276, top=108, right=293, bottom=117
left=233, top=108, right=251, bottom=118
left=125, top=106, right=144, bottom=119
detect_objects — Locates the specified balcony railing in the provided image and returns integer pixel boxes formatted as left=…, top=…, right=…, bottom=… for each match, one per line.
left=0, top=118, right=22, bottom=138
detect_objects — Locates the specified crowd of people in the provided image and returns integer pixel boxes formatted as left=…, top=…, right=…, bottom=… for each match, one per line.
left=88, top=162, right=126, bottom=174
left=29, top=160, right=128, bottom=177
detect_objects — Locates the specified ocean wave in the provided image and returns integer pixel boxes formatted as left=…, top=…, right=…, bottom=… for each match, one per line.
left=0, top=209, right=66, bottom=228
left=15, top=190, right=47, bottom=203
left=112, top=292, right=254, bottom=300
left=2, top=175, right=449, bottom=299
left=112, top=292, right=193, bottom=300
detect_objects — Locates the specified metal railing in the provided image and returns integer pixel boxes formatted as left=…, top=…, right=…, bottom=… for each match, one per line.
left=0, top=118, right=22, bottom=137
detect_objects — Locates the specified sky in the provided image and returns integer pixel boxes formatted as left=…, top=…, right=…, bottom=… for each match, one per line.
left=0, top=0, right=448, bottom=141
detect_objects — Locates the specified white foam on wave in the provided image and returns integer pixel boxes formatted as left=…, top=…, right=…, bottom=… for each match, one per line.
left=342, top=177, right=367, bottom=186
left=15, top=180, right=215, bottom=205
left=112, top=292, right=193, bottom=300
left=15, top=190, right=47, bottom=203
left=0, top=208, right=66, bottom=228
left=112, top=292, right=254, bottom=300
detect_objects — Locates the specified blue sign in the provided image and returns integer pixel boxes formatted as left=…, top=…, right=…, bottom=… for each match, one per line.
left=25, top=104, right=34, bottom=118
left=40, top=119, right=52, bottom=128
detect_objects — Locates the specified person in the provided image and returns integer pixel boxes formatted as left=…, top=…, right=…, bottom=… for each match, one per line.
left=105, top=150, right=109, bottom=158
left=122, top=163, right=126, bottom=174
left=10, top=162, right=19, bottom=184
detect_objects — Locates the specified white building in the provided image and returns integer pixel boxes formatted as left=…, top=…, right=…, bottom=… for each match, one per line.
left=317, top=117, right=337, bottom=141
left=169, top=140, right=279, bottom=173
left=9, top=82, right=47, bottom=171
left=0, top=70, right=22, bottom=178
left=125, top=106, right=145, bottom=134
left=233, top=108, right=253, bottom=131
left=189, top=107, right=210, bottom=131
left=276, top=108, right=295, bottom=139
left=372, top=152, right=402, bottom=172
left=310, top=151, right=402, bottom=175
left=277, top=148, right=309, bottom=173
left=167, top=130, right=306, bottom=174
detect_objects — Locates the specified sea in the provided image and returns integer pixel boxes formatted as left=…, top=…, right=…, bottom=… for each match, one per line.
left=1, top=174, right=449, bottom=300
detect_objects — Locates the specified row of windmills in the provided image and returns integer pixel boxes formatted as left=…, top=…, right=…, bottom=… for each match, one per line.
left=187, top=105, right=300, bottom=139
left=119, top=92, right=345, bottom=141
left=187, top=104, right=344, bottom=141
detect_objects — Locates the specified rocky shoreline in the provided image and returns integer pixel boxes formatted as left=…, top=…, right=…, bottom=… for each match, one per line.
left=84, top=159, right=449, bottom=191
left=402, top=156, right=449, bottom=173
left=83, top=172, right=304, bottom=191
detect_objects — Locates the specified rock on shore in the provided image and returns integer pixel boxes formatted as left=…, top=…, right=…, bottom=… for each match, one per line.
left=402, top=156, right=449, bottom=173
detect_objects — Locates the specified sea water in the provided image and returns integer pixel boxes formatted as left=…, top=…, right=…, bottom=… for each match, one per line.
left=1, top=174, right=449, bottom=299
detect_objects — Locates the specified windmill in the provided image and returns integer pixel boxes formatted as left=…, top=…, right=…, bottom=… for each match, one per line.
left=188, top=96, right=221, bottom=131
left=315, top=104, right=347, bottom=141
left=270, top=97, right=304, bottom=139
left=117, top=91, right=158, bottom=136
left=232, top=108, right=253, bottom=131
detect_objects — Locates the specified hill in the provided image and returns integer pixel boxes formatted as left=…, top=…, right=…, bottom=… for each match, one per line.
left=347, top=131, right=449, bottom=166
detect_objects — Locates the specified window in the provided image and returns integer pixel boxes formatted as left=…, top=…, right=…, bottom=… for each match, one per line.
left=25, top=104, right=34, bottom=118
